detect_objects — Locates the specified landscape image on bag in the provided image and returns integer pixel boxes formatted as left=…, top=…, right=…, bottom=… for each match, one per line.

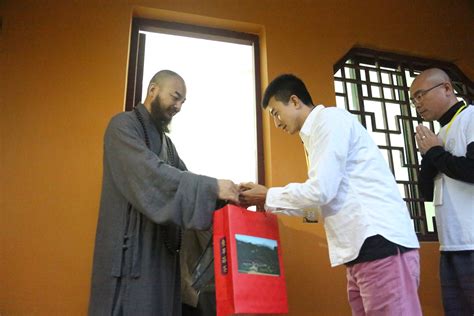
left=235, top=234, right=280, bottom=276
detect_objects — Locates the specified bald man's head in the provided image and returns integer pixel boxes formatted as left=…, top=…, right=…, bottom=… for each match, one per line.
left=143, top=70, right=187, bottom=132
left=412, top=68, right=451, bottom=87
left=148, top=70, right=185, bottom=90
left=410, top=68, right=458, bottom=121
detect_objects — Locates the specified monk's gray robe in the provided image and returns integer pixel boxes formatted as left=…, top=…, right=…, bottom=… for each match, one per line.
left=89, top=104, right=218, bottom=316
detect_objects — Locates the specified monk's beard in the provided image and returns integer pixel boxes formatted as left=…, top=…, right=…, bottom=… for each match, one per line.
left=150, top=95, right=171, bottom=133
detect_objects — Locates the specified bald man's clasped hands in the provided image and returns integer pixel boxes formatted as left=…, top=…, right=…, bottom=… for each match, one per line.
left=415, top=125, right=443, bottom=155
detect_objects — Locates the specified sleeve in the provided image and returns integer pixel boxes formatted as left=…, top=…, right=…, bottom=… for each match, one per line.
left=423, top=144, right=474, bottom=183
left=265, top=109, right=350, bottom=211
left=165, top=133, right=188, bottom=171
left=104, top=115, right=219, bottom=230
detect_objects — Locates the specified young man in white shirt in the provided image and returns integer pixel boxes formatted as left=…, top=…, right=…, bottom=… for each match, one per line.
left=240, top=74, right=422, bottom=315
left=410, top=68, right=474, bottom=316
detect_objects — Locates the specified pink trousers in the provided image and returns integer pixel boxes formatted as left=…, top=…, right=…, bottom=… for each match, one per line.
left=346, top=249, right=422, bottom=316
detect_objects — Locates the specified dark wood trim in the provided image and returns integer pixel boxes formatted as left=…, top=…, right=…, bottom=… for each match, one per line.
left=134, top=33, right=146, bottom=107
left=253, top=38, right=265, bottom=185
left=125, top=20, right=140, bottom=111
left=133, top=18, right=258, bottom=46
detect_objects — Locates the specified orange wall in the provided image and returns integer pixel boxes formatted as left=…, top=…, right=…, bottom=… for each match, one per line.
left=1, top=1, right=473, bottom=315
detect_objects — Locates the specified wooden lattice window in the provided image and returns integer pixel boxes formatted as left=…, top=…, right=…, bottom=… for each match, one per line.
left=334, top=47, right=474, bottom=241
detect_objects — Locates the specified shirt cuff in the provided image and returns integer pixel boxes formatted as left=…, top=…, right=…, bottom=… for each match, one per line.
left=264, top=187, right=306, bottom=217
left=424, top=145, right=445, bottom=161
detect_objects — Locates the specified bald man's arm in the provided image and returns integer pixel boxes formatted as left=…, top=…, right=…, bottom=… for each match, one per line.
left=423, top=142, right=474, bottom=183
left=418, top=142, right=474, bottom=201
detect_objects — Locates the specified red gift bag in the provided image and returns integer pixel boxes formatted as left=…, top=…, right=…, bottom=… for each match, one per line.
left=213, top=205, right=288, bottom=316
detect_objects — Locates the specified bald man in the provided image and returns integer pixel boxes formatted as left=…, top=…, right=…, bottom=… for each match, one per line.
left=410, top=68, right=474, bottom=315
left=89, top=70, right=239, bottom=316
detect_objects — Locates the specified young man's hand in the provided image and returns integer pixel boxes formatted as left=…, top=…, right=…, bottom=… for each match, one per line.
left=238, top=182, right=268, bottom=210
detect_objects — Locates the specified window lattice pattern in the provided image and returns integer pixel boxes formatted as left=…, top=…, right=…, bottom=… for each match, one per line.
left=333, top=48, right=474, bottom=240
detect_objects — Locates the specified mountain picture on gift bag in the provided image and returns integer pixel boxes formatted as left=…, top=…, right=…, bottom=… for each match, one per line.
left=235, top=234, right=280, bottom=276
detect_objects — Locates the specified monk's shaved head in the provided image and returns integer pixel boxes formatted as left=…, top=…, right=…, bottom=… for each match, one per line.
left=148, top=70, right=184, bottom=89
left=143, top=70, right=187, bottom=133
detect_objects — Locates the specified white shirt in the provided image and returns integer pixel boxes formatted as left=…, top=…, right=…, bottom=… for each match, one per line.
left=266, top=105, right=419, bottom=267
left=435, top=105, right=474, bottom=251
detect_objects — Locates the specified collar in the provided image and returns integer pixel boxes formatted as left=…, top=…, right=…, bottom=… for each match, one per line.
left=135, top=103, right=152, bottom=121
left=299, top=104, right=325, bottom=142
left=135, top=103, right=164, bottom=134
left=438, top=101, right=466, bottom=127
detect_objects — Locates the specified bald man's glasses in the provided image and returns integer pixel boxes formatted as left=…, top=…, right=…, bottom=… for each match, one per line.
left=410, top=82, right=445, bottom=107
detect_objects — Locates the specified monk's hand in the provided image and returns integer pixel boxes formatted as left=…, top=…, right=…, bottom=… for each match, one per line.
left=239, top=182, right=268, bottom=209
left=415, top=125, right=443, bottom=155
left=217, top=179, right=240, bottom=204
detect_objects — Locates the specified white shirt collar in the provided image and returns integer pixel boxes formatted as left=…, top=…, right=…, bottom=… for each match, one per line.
left=299, top=104, right=325, bottom=141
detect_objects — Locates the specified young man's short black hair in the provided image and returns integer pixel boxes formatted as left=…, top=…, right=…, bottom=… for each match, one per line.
left=262, top=74, right=314, bottom=109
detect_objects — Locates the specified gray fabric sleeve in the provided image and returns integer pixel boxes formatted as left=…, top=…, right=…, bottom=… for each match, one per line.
left=104, top=115, right=219, bottom=230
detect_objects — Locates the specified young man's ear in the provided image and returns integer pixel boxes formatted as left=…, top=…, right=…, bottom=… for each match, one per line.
left=290, top=95, right=301, bottom=108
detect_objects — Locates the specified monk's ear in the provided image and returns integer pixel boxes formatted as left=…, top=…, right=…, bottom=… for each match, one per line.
left=148, top=82, right=159, bottom=98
